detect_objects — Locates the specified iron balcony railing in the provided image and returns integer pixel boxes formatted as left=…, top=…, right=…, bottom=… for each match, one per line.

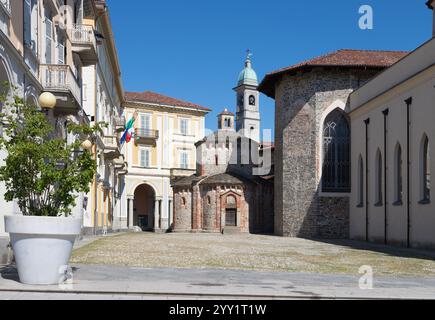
left=134, top=128, right=159, bottom=140
left=39, top=64, right=82, bottom=105
left=0, top=0, right=11, bottom=15
left=70, top=24, right=96, bottom=48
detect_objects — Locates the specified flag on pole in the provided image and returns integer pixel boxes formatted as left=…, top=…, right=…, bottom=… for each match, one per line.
left=120, top=111, right=138, bottom=145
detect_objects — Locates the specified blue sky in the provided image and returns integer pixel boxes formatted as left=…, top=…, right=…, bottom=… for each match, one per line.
left=107, top=0, right=432, bottom=139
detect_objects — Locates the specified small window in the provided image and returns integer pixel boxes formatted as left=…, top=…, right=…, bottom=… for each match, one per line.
left=140, top=148, right=150, bottom=168
left=375, top=149, right=383, bottom=206
left=357, top=155, right=364, bottom=207
left=206, top=196, right=211, bottom=205
left=140, top=114, right=151, bottom=130
left=180, top=151, right=189, bottom=169
left=181, top=197, right=186, bottom=207
left=394, top=143, right=403, bottom=205
left=420, top=135, right=430, bottom=203
left=226, top=137, right=230, bottom=149
left=180, top=119, right=189, bottom=135
left=249, top=95, right=256, bottom=106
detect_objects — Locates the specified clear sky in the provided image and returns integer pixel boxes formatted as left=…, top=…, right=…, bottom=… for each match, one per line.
left=107, top=0, right=432, bottom=139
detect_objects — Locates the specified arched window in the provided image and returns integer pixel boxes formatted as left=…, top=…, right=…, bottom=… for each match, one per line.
left=394, top=143, right=403, bottom=205
left=226, top=195, right=236, bottom=207
left=420, top=135, right=430, bottom=203
left=322, top=110, right=350, bottom=192
left=357, top=155, right=364, bottom=207
left=375, top=149, right=383, bottom=206
left=181, top=197, right=186, bottom=207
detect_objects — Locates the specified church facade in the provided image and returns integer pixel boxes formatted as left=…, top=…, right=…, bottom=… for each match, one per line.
left=172, top=56, right=274, bottom=234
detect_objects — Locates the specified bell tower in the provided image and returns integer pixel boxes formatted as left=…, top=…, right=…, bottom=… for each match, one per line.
left=234, top=50, right=260, bottom=143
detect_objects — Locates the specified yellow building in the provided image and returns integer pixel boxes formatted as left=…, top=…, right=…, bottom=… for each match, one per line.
left=123, top=91, right=210, bottom=232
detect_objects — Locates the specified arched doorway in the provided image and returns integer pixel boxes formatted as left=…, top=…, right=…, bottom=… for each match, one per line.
left=133, top=184, right=156, bottom=231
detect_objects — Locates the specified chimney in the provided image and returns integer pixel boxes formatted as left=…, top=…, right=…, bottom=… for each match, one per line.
left=428, top=0, right=435, bottom=36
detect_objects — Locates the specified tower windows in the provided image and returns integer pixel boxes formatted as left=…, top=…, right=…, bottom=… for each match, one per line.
left=322, top=109, right=350, bottom=193
left=249, top=95, right=256, bottom=106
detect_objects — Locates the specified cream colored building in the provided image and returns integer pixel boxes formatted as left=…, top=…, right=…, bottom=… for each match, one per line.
left=349, top=1, right=435, bottom=248
left=123, top=91, right=210, bottom=232
left=81, top=0, right=126, bottom=235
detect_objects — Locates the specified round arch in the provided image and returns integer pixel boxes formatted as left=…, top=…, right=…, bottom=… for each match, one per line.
left=133, top=183, right=157, bottom=231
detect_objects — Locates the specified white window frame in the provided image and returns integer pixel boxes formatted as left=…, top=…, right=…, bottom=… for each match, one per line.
left=140, top=113, right=152, bottom=130
left=180, top=150, right=189, bottom=169
left=140, top=147, right=151, bottom=168
left=180, top=118, right=189, bottom=136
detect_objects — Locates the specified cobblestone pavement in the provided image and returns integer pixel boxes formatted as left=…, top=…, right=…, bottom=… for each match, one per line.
left=71, top=232, right=435, bottom=277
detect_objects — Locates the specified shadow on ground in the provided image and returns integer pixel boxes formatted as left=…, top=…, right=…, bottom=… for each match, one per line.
left=313, top=239, right=435, bottom=262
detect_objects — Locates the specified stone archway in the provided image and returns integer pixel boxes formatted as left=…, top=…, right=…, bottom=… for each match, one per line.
left=133, top=184, right=157, bottom=231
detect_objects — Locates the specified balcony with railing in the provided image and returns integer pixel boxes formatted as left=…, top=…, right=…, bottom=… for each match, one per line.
left=114, top=116, right=126, bottom=132
left=70, top=24, right=98, bottom=66
left=39, top=64, right=82, bottom=113
left=0, top=0, right=11, bottom=16
left=103, top=135, right=121, bottom=160
left=134, top=128, right=159, bottom=146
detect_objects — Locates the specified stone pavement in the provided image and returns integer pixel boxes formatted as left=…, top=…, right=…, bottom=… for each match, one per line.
left=1, top=264, right=435, bottom=300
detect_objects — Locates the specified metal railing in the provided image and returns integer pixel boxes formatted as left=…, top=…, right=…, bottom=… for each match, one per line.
left=135, top=128, right=159, bottom=140
left=70, top=24, right=96, bottom=48
left=0, top=0, right=11, bottom=15
left=39, top=64, right=82, bottom=105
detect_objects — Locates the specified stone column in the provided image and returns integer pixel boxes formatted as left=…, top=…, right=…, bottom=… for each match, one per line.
left=128, top=198, right=134, bottom=229
left=154, top=199, right=160, bottom=232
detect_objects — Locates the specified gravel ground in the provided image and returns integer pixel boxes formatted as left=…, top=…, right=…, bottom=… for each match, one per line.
left=71, top=232, right=435, bottom=277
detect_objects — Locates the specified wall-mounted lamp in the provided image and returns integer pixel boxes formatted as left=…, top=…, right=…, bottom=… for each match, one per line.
left=38, top=92, right=56, bottom=115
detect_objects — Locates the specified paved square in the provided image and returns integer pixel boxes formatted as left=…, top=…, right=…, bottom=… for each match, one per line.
left=71, top=233, right=435, bottom=277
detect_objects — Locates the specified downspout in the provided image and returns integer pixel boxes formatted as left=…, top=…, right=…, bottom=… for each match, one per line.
left=405, top=97, right=413, bottom=248
left=364, top=118, right=370, bottom=242
left=382, top=109, right=389, bottom=245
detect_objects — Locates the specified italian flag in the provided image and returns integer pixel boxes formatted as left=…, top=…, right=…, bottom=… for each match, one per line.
left=120, top=112, right=137, bottom=145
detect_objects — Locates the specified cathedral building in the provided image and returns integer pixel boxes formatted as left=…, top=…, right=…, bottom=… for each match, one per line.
left=171, top=55, right=274, bottom=234
left=259, top=49, right=407, bottom=239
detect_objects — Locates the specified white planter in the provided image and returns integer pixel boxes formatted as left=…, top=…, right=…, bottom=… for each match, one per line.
left=4, top=215, right=82, bottom=285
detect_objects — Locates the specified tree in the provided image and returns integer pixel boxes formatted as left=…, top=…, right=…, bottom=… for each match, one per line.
left=0, top=88, right=103, bottom=217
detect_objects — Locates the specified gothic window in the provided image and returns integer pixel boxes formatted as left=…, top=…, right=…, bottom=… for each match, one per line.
left=357, top=155, right=364, bottom=207
left=322, top=110, right=350, bottom=193
left=249, top=95, right=256, bottom=106
left=394, top=143, right=403, bottom=205
left=375, top=149, right=383, bottom=206
left=420, top=135, right=430, bottom=203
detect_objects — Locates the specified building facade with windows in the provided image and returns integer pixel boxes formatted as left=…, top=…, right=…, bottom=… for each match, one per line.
left=349, top=1, right=435, bottom=248
left=259, top=49, right=407, bottom=239
left=0, top=0, right=103, bottom=263
left=122, top=91, right=210, bottom=232
left=81, top=0, right=126, bottom=235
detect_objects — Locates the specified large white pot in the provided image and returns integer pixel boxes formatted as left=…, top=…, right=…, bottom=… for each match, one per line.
left=4, top=215, right=81, bottom=285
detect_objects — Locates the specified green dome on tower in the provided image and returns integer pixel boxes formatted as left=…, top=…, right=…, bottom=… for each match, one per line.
left=237, top=52, right=258, bottom=86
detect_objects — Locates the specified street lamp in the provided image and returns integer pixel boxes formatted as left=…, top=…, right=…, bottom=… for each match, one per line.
left=81, top=139, right=93, bottom=151
left=38, top=92, right=56, bottom=114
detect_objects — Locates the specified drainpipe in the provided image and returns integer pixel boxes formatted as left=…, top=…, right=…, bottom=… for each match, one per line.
left=364, top=118, right=370, bottom=242
left=382, top=108, right=389, bottom=245
left=405, top=97, right=413, bottom=248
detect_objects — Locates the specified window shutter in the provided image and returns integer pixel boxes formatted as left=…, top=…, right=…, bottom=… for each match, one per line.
left=45, top=18, right=53, bottom=63
left=57, top=41, right=65, bottom=64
